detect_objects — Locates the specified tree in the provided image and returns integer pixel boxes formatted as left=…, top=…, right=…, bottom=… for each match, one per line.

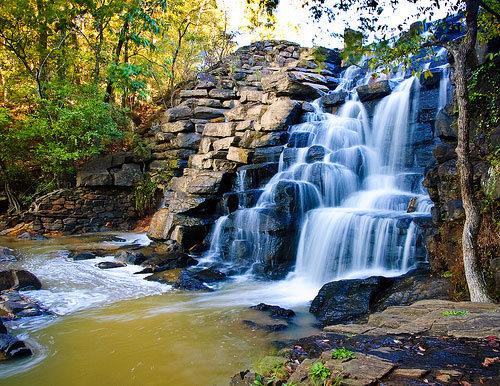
left=247, top=0, right=499, bottom=302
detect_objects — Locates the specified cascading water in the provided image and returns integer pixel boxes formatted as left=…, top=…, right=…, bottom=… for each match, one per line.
left=206, top=65, right=434, bottom=286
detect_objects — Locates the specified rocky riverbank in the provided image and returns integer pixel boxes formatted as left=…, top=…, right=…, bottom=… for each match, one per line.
left=232, top=300, right=500, bottom=385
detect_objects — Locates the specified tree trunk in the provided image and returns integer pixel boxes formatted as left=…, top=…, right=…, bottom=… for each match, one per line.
left=104, top=18, right=129, bottom=103
left=452, top=0, right=493, bottom=302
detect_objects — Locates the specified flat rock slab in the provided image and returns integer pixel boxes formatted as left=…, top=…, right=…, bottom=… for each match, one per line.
left=325, top=299, right=500, bottom=339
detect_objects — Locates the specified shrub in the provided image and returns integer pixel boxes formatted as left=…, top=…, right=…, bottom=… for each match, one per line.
left=331, top=347, right=356, bottom=360
left=309, top=361, right=331, bottom=383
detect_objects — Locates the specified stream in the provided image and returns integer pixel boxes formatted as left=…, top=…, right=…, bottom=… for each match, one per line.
left=0, top=233, right=320, bottom=385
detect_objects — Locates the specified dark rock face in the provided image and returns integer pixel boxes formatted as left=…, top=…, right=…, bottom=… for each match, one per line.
left=96, top=261, right=126, bottom=269
left=250, top=303, right=295, bottom=320
left=310, top=276, right=389, bottom=325
left=310, top=269, right=451, bottom=326
left=321, top=90, right=347, bottom=107
left=192, top=267, right=227, bottom=283
left=0, top=270, right=42, bottom=291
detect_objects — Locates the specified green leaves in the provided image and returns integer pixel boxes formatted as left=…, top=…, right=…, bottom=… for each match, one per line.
left=309, top=361, right=331, bottom=383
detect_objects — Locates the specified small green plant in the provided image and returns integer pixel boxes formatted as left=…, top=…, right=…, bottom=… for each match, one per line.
left=442, top=310, right=469, bottom=317
left=253, top=356, right=288, bottom=382
left=331, top=375, right=345, bottom=386
left=441, top=271, right=453, bottom=278
left=309, top=361, right=331, bottom=383
left=331, top=347, right=356, bottom=360
left=253, top=374, right=265, bottom=386
left=134, top=173, right=157, bottom=216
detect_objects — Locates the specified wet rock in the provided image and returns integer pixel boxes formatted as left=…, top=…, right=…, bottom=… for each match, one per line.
left=253, top=146, right=284, bottom=163
left=288, top=131, right=311, bottom=148
left=17, top=232, right=47, bottom=241
left=236, top=163, right=279, bottom=190
left=229, top=370, right=257, bottom=386
left=0, top=332, right=32, bottom=361
left=69, top=251, right=102, bottom=260
left=0, top=270, right=42, bottom=291
left=261, top=70, right=328, bottom=99
left=242, top=320, right=288, bottom=332
left=192, top=267, right=227, bottom=283
left=0, top=247, right=16, bottom=263
left=144, top=268, right=183, bottom=284
left=310, top=276, right=390, bottom=326
left=115, top=250, right=147, bottom=265
left=356, top=80, right=391, bottom=101
left=96, top=261, right=126, bottom=269
left=250, top=303, right=296, bottom=320
left=139, top=252, right=197, bottom=273
left=0, top=291, right=49, bottom=319
left=321, top=90, right=347, bottom=107
left=305, top=145, right=327, bottom=162
left=172, top=270, right=213, bottom=291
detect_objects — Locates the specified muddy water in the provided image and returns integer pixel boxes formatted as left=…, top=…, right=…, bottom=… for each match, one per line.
left=0, top=234, right=321, bottom=385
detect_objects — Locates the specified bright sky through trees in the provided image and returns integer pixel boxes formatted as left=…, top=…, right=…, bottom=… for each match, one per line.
left=217, top=0, right=454, bottom=47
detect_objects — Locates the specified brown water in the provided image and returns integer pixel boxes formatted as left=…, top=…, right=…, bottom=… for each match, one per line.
left=0, top=233, right=321, bottom=385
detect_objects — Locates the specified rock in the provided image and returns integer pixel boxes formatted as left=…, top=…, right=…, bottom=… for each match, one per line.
left=356, top=80, right=391, bottom=101
left=0, top=332, right=32, bottom=361
left=68, top=251, right=98, bottom=260
left=261, top=70, right=329, bottom=99
left=310, top=276, right=390, bottom=325
left=372, top=269, right=451, bottom=312
left=76, top=171, right=112, bottom=187
left=0, top=270, right=42, bottom=291
left=179, top=89, right=208, bottom=98
left=242, top=320, right=288, bottom=332
left=0, top=247, right=16, bottom=263
left=171, top=169, right=230, bottom=195
left=193, top=106, right=226, bottom=119
left=435, top=109, right=456, bottom=139
left=160, top=120, right=194, bottom=133
left=172, top=270, right=213, bottom=291
left=213, top=136, right=236, bottom=152
left=229, top=370, right=257, bottom=386
left=288, top=131, right=312, bottom=148
left=0, top=291, right=49, bottom=319
left=144, top=268, right=183, bottom=284
left=147, top=208, right=172, bottom=241
left=250, top=303, right=295, bottom=320
left=260, top=98, right=301, bottom=131
left=236, top=163, right=279, bottom=189
left=112, top=163, right=142, bottom=187
left=192, top=267, right=227, bottom=283
left=139, top=252, right=197, bottom=273
left=209, top=88, right=236, bottom=99
left=321, top=90, right=347, bottom=107
left=96, top=261, right=126, bottom=269
left=253, top=146, right=284, bottom=163
left=114, top=250, right=147, bottom=265
left=202, top=122, right=236, bottom=137
left=164, top=105, right=192, bottom=122
left=305, top=145, right=327, bottom=162
left=227, top=147, right=254, bottom=164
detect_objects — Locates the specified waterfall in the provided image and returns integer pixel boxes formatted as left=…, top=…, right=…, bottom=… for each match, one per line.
left=206, top=65, right=433, bottom=284
left=438, top=65, right=450, bottom=111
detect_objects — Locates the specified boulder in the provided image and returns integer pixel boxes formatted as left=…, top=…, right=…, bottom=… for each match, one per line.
left=193, top=107, right=226, bottom=120
left=261, top=70, right=329, bottom=99
left=242, top=320, right=288, bottom=332
left=305, top=145, right=327, bottom=162
left=288, top=131, right=312, bottom=148
left=147, top=208, right=173, bottom=241
left=115, top=250, right=147, bottom=265
left=171, top=169, right=230, bottom=195
left=321, top=90, right=348, bottom=107
left=0, top=270, right=42, bottom=291
left=96, top=261, right=126, bottom=269
left=260, top=98, right=301, bottom=131
left=172, top=270, right=213, bottom=291
left=68, top=251, right=98, bottom=260
left=209, top=89, right=237, bottom=99
left=139, top=252, right=197, bottom=273
left=144, top=268, right=183, bottom=284
left=0, top=291, right=49, bottom=319
left=253, top=146, right=284, bottom=163
left=310, top=276, right=390, bottom=325
left=236, top=163, right=279, bottom=189
left=0, top=332, right=32, bottom=361
left=250, top=303, right=296, bottom=320
left=192, top=267, right=227, bottom=283
left=356, top=80, right=391, bottom=101
left=0, top=247, right=16, bottom=263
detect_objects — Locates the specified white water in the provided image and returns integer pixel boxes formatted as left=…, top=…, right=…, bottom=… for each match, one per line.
left=207, top=66, right=433, bottom=288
